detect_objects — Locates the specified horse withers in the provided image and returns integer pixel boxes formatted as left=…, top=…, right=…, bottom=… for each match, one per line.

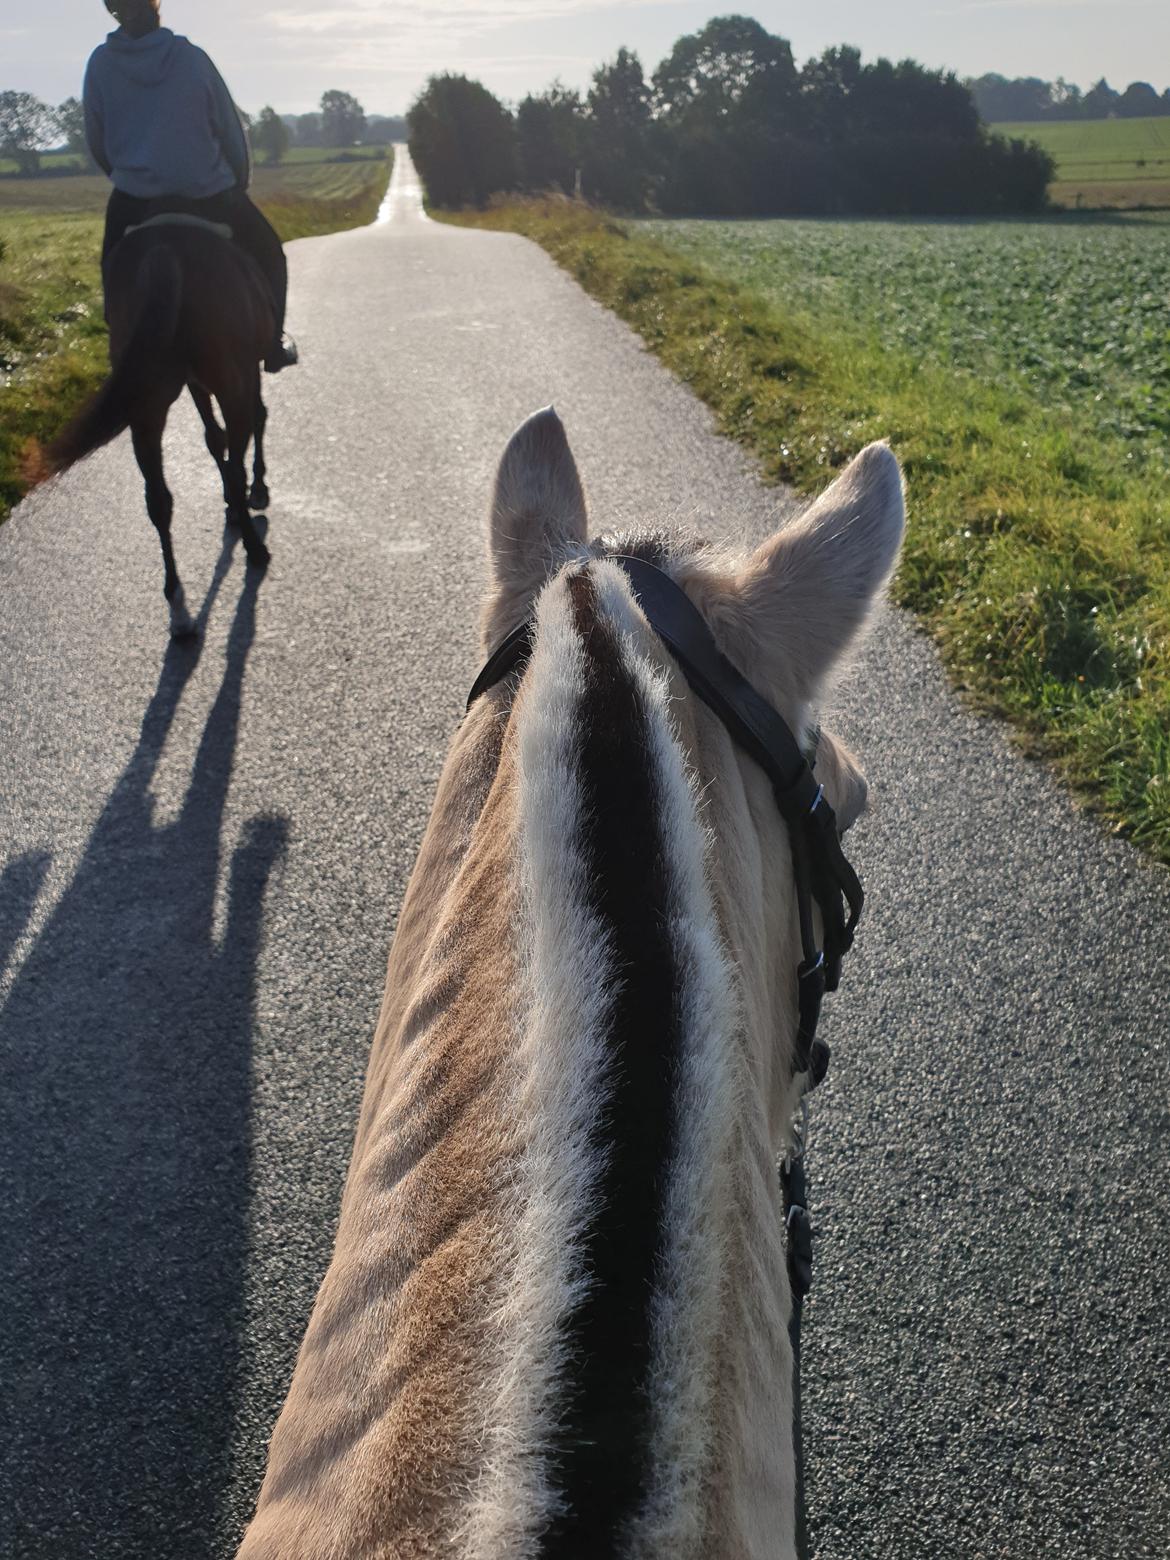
left=49, top=218, right=274, bottom=639
left=238, top=410, right=905, bottom=1560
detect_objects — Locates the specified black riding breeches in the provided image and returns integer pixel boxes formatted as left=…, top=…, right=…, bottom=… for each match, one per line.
left=102, top=187, right=288, bottom=337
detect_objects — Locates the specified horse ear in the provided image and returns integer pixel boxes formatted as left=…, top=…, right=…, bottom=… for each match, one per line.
left=734, top=443, right=905, bottom=701
left=483, top=407, right=588, bottom=650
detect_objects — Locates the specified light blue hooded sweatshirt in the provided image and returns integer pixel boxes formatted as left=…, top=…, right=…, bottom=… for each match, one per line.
left=83, top=26, right=250, bottom=199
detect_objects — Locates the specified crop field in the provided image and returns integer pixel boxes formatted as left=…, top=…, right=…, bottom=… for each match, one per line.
left=450, top=200, right=1170, bottom=859
left=0, top=155, right=391, bottom=519
left=0, top=143, right=391, bottom=177
left=993, top=116, right=1170, bottom=208
left=652, top=215, right=1170, bottom=459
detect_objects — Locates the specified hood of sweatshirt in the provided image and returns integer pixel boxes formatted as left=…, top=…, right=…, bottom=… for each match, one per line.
left=101, top=26, right=189, bottom=88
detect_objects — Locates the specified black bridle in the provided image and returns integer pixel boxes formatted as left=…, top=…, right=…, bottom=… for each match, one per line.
left=468, top=554, right=865, bottom=1558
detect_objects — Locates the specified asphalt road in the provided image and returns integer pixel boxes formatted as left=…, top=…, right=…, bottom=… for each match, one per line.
left=1, top=149, right=1167, bottom=1559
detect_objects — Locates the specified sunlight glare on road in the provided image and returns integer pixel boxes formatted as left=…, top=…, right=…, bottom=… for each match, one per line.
left=377, top=145, right=429, bottom=224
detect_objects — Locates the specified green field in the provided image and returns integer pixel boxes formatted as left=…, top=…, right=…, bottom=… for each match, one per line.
left=0, top=155, right=391, bottom=519
left=652, top=215, right=1170, bottom=458
left=448, top=200, right=1170, bottom=859
left=0, top=143, right=390, bottom=177
left=993, top=116, right=1170, bottom=207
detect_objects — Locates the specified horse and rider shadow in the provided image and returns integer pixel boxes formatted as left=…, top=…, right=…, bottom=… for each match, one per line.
left=0, top=531, right=288, bottom=1557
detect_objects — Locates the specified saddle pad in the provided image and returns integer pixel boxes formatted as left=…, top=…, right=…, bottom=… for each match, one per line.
left=123, top=213, right=234, bottom=241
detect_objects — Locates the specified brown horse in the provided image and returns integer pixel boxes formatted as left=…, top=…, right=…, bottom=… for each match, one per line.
left=50, top=217, right=274, bottom=638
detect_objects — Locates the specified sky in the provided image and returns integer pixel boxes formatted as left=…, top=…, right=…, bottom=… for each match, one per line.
left=5, top=1, right=1169, bottom=117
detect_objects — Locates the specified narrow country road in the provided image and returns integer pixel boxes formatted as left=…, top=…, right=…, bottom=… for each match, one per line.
left=1, top=150, right=1167, bottom=1559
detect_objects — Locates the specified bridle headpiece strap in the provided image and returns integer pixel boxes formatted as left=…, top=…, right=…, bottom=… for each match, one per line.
left=468, top=554, right=863, bottom=1081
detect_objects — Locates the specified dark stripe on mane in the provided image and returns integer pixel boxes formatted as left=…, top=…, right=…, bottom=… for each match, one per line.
left=540, top=569, right=684, bottom=1557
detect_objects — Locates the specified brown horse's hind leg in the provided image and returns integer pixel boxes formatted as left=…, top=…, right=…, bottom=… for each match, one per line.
left=132, top=419, right=196, bottom=639
left=223, top=380, right=271, bottom=572
left=249, top=386, right=270, bottom=511
left=190, top=384, right=231, bottom=506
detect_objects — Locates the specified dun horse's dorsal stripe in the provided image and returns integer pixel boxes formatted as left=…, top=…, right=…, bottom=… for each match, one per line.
left=541, top=569, right=686, bottom=1550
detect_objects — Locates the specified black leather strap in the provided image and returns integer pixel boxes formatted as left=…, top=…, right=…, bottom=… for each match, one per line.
left=466, top=618, right=533, bottom=708
left=612, top=556, right=820, bottom=820
left=467, top=553, right=864, bottom=1027
left=470, top=555, right=819, bottom=811
left=610, top=556, right=863, bottom=995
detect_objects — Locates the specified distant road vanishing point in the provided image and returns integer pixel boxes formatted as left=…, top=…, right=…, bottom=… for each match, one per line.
left=1, top=144, right=1167, bottom=1560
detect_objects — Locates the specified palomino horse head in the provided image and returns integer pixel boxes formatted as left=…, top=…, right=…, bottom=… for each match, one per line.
left=238, top=409, right=904, bottom=1560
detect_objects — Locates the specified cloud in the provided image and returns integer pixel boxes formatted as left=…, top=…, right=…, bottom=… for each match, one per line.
left=264, top=0, right=680, bottom=36
left=256, top=0, right=680, bottom=81
left=934, top=0, right=1146, bottom=9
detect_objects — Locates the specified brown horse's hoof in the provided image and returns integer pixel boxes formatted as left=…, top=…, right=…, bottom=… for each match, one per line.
left=249, top=482, right=270, bottom=511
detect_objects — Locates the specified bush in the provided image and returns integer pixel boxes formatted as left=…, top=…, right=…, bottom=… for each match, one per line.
left=408, top=75, right=517, bottom=209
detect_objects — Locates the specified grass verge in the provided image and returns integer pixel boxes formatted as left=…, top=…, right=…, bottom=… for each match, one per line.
left=0, top=155, right=391, bottom=519
left=445, top=199, right=1170, bottom=862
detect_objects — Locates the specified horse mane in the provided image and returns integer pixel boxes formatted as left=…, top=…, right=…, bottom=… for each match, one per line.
left=461, top=558, right=738, bottom=1557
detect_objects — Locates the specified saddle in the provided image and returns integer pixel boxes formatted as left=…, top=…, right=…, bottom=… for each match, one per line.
left=122, top=211, right=234, bottom=242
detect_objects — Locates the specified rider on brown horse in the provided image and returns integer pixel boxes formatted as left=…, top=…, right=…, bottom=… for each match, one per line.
left=83, top=0, right=297, bottom=373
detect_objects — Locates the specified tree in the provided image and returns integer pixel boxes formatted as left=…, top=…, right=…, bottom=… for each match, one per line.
left=320, top=89, right=366, bottom=148
left=653, top=14, right=796, bottom=124
left=582, top=49, right=654, bottom=209
left=408, top=75, right=517, bottom=208
left=516, top=82, right=582, bottom=193
left=850, top=58, right=981, bottom=142
left=1050, top=78, right=1084, bottom=118
left=363, top=115, right=408, bottom=145
left=252, top=105, right=290, bottom=165
left=0, top=91, right=58, bottom=176
left=965, top=73, right=1053, bottom=123
left=56, top=97, right=88, bottom=155
left=293, top=112, right=322, bottom=147
left=1081, top=78, right=1119, bottom=118
left=1118, top=81, right=1160, bottom=118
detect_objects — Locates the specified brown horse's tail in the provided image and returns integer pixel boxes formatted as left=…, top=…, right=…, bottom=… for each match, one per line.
left=48, top=243, right=183, bottom=475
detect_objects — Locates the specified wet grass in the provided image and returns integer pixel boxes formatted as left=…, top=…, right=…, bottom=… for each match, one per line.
left=0, top=156, right=391, bottom=519
left=446, top=199, right=1170, bottom=862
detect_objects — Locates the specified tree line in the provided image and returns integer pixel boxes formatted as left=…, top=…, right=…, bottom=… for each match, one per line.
left=0, top=85, right=401, bottom=175
left=408, top=16, right=1054, bottom=217
left=968, top=74, right=1170, bottom=124
left=250, top=92, right=376, bottom=165
left=0, top=91, right=90, bottom=175
left=281, top=100, right=407, bottom=151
